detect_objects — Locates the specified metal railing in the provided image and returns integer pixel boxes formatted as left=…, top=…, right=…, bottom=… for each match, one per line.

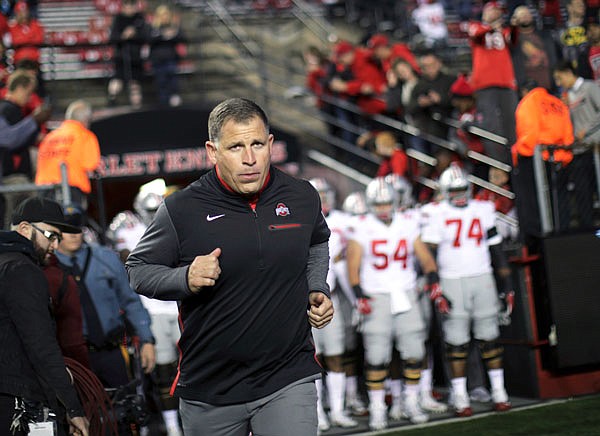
left=533, top=143, right=600, bottom=235
left=0, top=163, right=72, bottom=228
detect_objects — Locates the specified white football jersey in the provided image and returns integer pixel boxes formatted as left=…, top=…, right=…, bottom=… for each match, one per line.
left=325, top=209, right=356, bottom=300
left=420, top=199, right=501, bottom=279
left=326, top=209, right=352, bottom=241
left=112, top=213, right=179, bottom=315
left=348, top=210, right=421, bottom=297
left=327, top=230, right=343, bottom=291
left=113, top=220, right=146, bottom=252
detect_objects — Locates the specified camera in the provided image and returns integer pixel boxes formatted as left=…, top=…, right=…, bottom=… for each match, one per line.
left=107, top=380, right=150, bottom=426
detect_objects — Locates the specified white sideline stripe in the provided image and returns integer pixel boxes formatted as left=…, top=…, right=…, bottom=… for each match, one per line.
left=353, top=398, right=572, bottom=435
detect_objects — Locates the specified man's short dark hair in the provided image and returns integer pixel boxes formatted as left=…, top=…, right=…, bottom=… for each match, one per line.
left=15, top=59, right=39, bottom=72
left=520, top=79, right=539, bottom=94
left=7, top=70, right=35, bottom=92
left=208, top=98, right=269, bottom=145
left=554, top=60, right=577, bottom=75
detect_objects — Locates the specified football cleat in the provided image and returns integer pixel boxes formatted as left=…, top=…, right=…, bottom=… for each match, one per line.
left=403, top=395, right=429, bottom=424
left=453, top=392, right=473, bottom=417
left=492, top=387, right=512, bottom=412
left=389, top=399, right=403, bottom=421
left=420, top=391, right=448, bottom=413
left=317, top=407, right=330, bottom=432
left=329, top=412, right=358, bottom=428
left=346, top=396, right=368, bottom=416
left=369, top=403, right=388, bottom=430
left=470, top=386, right=492, bottom=403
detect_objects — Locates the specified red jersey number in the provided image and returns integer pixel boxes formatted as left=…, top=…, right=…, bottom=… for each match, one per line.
left=445, top=218, right=483, bottom=247
left=371, top=239, right=408, bottom=270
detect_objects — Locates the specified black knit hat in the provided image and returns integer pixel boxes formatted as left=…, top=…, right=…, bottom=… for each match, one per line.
left=12, top=197, right=82, bottom=234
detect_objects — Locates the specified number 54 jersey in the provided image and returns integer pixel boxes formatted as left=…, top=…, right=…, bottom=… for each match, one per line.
left=420, top=199, right=501, bottom=279
left=347, top=210, right=421, bottom=297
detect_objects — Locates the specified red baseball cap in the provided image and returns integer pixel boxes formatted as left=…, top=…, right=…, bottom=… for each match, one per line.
left=333, top=40, right=354, bottom=58
left=14, top=1, right=29, bottom=13
left=367, top=34, right=389, bottom=49
left=450, top=74, right=474, bottom=97
left=483, top=1, right=505, bottom=13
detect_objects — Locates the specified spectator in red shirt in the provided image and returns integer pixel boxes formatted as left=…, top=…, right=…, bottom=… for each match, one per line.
left=373, top=130, right=410, bottom=178
left=325, top=40, right=387, bottom=143
left=367, top=33, right=420, bottom=75
left=468, top=1, right=519, bottom=164
left=304, top=45, right=330, bottom=106
left=325, top=40, right=362, bottom=145
left=7, top=1, right=45, bottom=66
left=448, top=74, right=488, bottom=181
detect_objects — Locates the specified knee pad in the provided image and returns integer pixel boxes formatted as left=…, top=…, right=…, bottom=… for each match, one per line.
left=365, top=364, right=388, bottom=390
left=445, top=342, right=469, bottom=362
left=342, top=350, right=357, bottom=368
left=476, top=340, right=503, bottom=365
left=402, top=359, right=423, bottom=385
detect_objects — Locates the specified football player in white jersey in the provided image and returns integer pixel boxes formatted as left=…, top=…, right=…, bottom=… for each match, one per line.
left=385, top=174, right=448, bottom=416
left=308, top=178, right=358, bottom=431
left=420, top=163, right=514, bottom=417
left=346, top=178, right=440, bottom=430
left=339, top=191, right=370, bottom=417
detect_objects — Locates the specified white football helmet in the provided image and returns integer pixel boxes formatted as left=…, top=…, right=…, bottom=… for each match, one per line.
left=438, top=163, right=471, bottom=207
left=309, top=177, right=336, bottom=214
left=365, top=177, right=398, bottom=222
left=384, top=174, right=413, bottom=210
left=342, top=191, right=368, bottom=216
left=133, top=178, right=167, bottom=225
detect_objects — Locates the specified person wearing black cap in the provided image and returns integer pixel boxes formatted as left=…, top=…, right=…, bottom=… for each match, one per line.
left=0, top=196, right=89, bottom=436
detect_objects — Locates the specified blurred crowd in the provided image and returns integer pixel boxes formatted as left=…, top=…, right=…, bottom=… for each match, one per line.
left=302, top=0, right=599, bottom=240
left=0, top=0, right=187, bottom=109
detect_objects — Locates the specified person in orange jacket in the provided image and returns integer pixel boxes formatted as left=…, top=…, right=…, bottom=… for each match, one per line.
left=511, top=80, right=574, bottom=243
left=35, top=100, right=101, bottom=210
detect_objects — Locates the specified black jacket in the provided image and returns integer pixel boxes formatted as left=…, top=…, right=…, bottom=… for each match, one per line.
left=148, top=25, right=185, bottom=65
left=0, top=231, right=83, bottom=416
left=0, top=99, right=36, bottom=178
left=109, top=12, right=149, bottom=63
left=127, top=166, right=330, bottom=405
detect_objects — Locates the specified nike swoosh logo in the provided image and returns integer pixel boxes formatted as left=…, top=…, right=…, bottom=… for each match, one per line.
left=206, top=214, right=225, bottom=222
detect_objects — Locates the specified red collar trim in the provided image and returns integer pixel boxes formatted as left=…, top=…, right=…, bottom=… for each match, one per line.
left=215, top=165, right=271, bottom=207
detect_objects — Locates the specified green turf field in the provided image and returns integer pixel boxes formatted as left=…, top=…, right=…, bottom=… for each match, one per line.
left=381, top=395, right=600, bottom=436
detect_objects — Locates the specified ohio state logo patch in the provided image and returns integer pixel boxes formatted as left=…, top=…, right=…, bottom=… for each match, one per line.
left=275, top=203, right=290, bottom=216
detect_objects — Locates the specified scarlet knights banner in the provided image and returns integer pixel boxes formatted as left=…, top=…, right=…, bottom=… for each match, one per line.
left=90, top=106, right=301, bottom=179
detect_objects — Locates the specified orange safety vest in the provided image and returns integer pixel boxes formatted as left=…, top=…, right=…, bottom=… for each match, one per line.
left=35, top=120, right=101, bottom=194
left=511, top=87, right=574, bottom=166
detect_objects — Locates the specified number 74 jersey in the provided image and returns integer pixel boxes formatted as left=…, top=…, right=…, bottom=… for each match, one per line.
left=420, top=199, right=502, bottom=279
